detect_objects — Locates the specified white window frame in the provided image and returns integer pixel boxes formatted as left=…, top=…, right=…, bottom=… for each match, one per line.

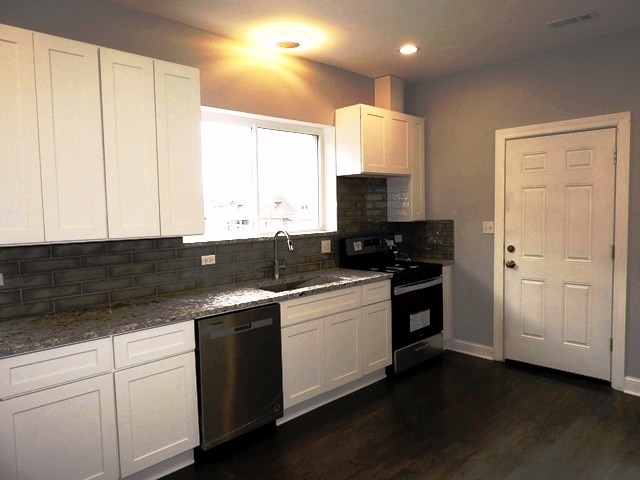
left=185, top=106, right=337, bottom=243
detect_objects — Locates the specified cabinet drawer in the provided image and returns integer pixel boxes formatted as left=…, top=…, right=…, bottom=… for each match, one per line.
left=0, top=338, right=113, bottom=399
left=113, top=321, right=195, bottom=369
left=280, top=287, right=361, bottom=327
left=361, top=280, right=391, bottom=305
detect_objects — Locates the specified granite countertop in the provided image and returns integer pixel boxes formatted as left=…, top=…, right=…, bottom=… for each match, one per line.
left=0, top=268, right=391, bottom=359
left=412, top=257, right=454, bottom=267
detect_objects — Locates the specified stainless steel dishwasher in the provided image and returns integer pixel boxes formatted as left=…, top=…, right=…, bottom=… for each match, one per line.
left=195, top=303, right=283, bottom=450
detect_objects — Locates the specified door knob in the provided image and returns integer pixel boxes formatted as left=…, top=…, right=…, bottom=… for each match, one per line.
left=505, top=260, right=516, bottom=268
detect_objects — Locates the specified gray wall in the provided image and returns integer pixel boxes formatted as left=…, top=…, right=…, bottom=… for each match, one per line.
left=1, top=0, right=372, bottom=125
left=405, top=29, right=640, bottom=377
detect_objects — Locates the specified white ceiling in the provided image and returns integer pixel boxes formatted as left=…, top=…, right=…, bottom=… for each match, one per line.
left=109, top=0, right=640, bottom=82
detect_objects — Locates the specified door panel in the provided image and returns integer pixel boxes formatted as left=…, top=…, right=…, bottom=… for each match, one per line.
left=101, top=48, right=159, bottom=238
left=34, top=33, right=107, bottom=241
left=504, top=128, right=615, bottom=380
left=0, top=25, right=43, bottom=244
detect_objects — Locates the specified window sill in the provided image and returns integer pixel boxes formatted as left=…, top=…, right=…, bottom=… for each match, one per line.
left=182, top=230, right=338, bottom=247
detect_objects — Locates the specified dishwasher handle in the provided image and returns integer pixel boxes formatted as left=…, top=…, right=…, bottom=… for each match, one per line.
left=206, top=317, right=275, bottom=340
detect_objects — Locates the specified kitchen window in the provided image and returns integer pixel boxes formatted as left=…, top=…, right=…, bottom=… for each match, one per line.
left=185, top=107, right=336, bottom=242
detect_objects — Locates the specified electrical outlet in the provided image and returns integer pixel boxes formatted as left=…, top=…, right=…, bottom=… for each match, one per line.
left=482, top=221, right=495, bottom=234
left=321, top=239, right=331, bottom=253
left=201, top=254, right=216, bottom=265
left=395, top=234, right=403, bottom=243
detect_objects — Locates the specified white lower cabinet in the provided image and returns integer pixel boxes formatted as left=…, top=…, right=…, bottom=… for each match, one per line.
left=113, top=321, right=199, bottom=479
left=0, top=373, right=119, bottom=480
left=281, top=318, right=325, bottom=407
left=325, top=309, right=363, bottom=389
left=362, top=301, right=392, bottom=374
left=281, top=280, right=391, bottom=411
left=0, top=321, right=199, bottom=480
left=114, top=352, right=199, bottom=478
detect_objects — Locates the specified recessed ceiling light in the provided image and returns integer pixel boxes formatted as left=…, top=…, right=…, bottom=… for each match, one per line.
left=276, top=41, right=301, bottom=49
left=248, top=22, right=325, bottom=53
left=399, top=44, right=419, bottom=55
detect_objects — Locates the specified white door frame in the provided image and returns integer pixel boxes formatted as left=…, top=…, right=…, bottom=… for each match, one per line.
left=493, top=112, right=630, bottom=391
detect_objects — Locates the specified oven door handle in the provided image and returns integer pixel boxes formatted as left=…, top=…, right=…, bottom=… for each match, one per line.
left=394, top=276, right=443, bottom=295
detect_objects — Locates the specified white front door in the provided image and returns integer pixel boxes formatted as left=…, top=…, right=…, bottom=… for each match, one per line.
left=504, top=128, right=616, bottom=380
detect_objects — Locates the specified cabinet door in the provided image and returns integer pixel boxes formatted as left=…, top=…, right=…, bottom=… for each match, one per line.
left=101, top=48, right=160, bottom=238
left=408, top=116, right=426, bottom=219
left=34, top=33, right=107, bottom=242
left=282, top=319, right=325, bottom=408
left=387, top=112, right=411, bottom=174
left=360, top=104, right=387, bottom=173
left=155, top=60, right=205, bottom=236
left=114, top=352, right=199, bottom=477
left=387, top=114, right=425, bottom=222
left=362, top=301, right=392, bottom=374
left=0, top=374, right=119, bottom=480
left=0, top=25, right=44, bottom=244
left=325, top=309, right=363, bottom=390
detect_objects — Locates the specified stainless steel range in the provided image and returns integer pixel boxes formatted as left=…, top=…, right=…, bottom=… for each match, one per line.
left=340, top=234, right=444, bottom=374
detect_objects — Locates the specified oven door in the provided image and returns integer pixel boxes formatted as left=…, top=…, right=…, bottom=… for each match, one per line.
left=391, top=277, right=443, bottom=351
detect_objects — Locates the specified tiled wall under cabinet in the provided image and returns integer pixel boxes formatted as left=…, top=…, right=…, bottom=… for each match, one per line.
left=0, top=177, right=453, bottom=320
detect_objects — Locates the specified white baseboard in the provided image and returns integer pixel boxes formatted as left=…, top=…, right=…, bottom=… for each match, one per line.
left=446, top=340, right=640, bottom=398
left=445, top=338, right=494, bottom=360
left=624, top=376, right=640, bottom=397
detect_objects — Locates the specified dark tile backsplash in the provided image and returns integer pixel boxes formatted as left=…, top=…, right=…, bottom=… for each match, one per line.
left=0, top=177, right=453, bottom=320
left=390, top=219, right=454, bottom=261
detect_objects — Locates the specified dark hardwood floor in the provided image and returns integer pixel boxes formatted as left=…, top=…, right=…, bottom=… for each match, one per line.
left=163, top=352, right=640, bottom=480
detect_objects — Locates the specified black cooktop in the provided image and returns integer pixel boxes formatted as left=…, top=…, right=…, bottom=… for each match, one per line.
left=340, top=234, right=442, bottom=286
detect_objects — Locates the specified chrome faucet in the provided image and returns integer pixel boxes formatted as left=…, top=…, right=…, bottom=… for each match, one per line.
left=273, top=230, right=294, bottom=280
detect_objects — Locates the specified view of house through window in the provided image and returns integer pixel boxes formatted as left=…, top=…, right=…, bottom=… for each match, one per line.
left=185, top=107, right=335, bottom=242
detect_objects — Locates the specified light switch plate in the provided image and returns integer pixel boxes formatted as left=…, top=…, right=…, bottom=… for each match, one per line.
left=321, top=240, right=331, bottom=253
left=395, top=234, right=403, bottom=243
left=201, top=254, right=216, bottom=265
left=482, top=221, right=495, bottom=234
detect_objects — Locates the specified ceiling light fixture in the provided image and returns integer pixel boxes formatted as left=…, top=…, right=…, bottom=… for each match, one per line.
left=399, top=44, right=419, bottom=55
left=249, top=22, right=325, bottom=53
left=276, top=41, right=301, bottom=49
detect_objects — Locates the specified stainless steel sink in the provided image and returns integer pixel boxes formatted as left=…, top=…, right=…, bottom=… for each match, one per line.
left=258, top=276, right=337, bottom=293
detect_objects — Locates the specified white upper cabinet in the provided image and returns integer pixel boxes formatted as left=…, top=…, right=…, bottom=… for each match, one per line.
left=387, top=111, right=411, bottom=172
left=388, top=115, right=426, bottom=221
left=0, top=22, right=204, bottom=245
left=102, top=53, right=204, bottom=239
left=0, top=25, right=43, bottom=244
left=409, top=115, right=426, bottom=220
left=34, top=33, right=108, bottom=242
left=336, top=103, right=412, bottom=176
left=100, top=48, right=160, bottom=238
left=155, top=60, right=205, bottom=236
left=336, top=103, right=426, bottom=221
